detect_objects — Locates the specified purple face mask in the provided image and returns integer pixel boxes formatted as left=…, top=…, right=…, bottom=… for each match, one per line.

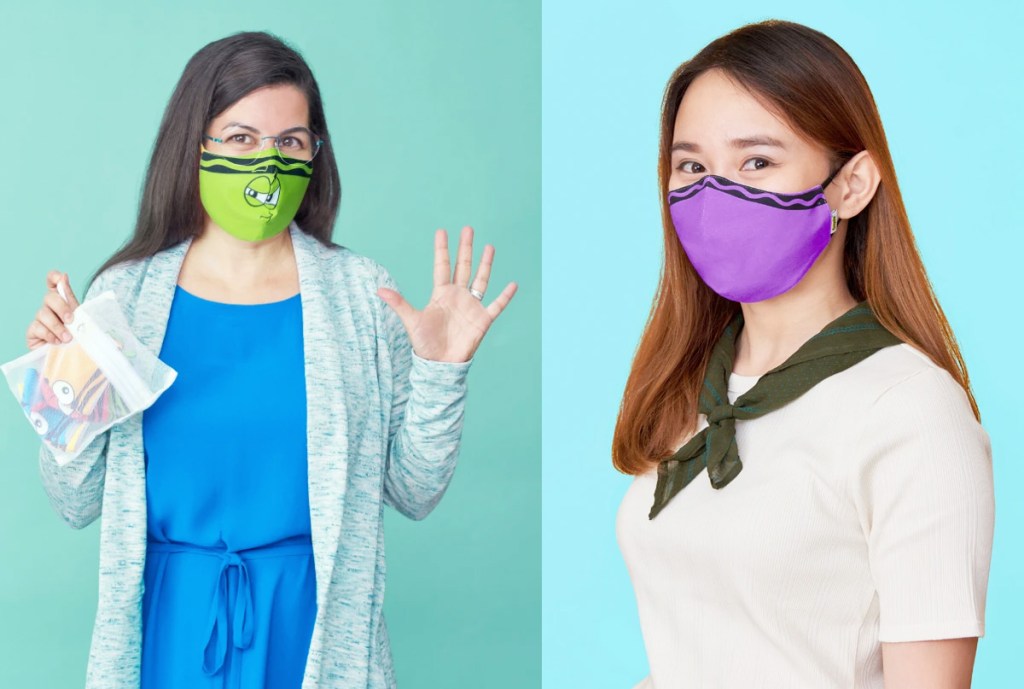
left=667, top=171, right=839, bottom=303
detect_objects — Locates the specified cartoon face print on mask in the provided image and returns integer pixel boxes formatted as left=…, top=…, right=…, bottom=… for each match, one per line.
left=245, top=175, right=282, bottom=210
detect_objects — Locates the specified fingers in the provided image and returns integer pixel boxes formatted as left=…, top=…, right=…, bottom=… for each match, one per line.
left=28, top=270, right=79, bottom=348
left=60, top=273, right=80, bottom=311
left=452, top=226, right=474, bottom=287
left=44, top=290, right=73, bottom=324
left=485, top=281, right=518, bottom=321
left=46, top=270, right=64, bottom=291
left=26, top=320, right=60, bottom=348
left=377, top=287, right=417, bottom=330
left=433, top=230, right=451, bottom=287
left=34, top=302, right=72, bottom=344
left=46, top=271, right=79, bottom=313
left=470, top=244, right=495, bottom=298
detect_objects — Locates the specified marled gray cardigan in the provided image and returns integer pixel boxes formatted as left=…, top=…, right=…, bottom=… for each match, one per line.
left=38, top=223, right=472, bottom=688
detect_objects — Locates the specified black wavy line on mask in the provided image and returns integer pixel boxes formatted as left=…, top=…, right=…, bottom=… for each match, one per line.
left=199, top=164, right=312, bottom=178
left=201, top=151, right=313, bottom=168
left=668, top=175, right=826, bottom=208
left=668, top=183, right=826, bottom=211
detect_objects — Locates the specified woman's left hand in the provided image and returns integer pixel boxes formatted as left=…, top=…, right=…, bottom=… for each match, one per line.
left=377, top=226, right=518, bottom=363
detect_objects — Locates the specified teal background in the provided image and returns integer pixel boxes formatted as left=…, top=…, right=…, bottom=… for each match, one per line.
left=0, top=2, right=539, bottom=688
left=543, top=1, right=1021, bottom=688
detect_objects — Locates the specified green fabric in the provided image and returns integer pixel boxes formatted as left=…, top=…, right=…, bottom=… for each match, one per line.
left=198, top=145, right=313, bottom=242
left=649, top=301, right=902, bottom=519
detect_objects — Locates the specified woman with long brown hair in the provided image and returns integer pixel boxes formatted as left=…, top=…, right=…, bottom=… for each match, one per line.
left=26, top=32, right=516, bottom=689
left=614, top=20, right=993, bottom=689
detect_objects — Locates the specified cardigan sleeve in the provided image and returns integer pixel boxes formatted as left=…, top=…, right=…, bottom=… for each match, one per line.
left=37, top=269, right=113, bottom=530
left=375, top=265, right=473, bottom=520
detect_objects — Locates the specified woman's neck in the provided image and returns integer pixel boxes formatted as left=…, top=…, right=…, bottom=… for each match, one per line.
left=177, top=220, right=300, bottom=302
left=187, top=221, right=296, bottom=285
left=732, top=284, right=858, bottom=376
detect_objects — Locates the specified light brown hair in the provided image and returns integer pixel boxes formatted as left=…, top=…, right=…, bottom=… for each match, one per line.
left=612, top=19, right=979, bottom=475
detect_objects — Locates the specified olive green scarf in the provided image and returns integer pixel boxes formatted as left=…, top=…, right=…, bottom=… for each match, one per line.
left=649, top=301, right=902, bottom=519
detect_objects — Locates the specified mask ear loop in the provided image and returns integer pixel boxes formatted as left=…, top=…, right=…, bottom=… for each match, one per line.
left=820, top=166, right=841, bottom=189
left=821, top=165, right=842, bottom=236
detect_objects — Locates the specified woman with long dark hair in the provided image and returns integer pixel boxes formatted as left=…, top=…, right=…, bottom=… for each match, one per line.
left=27, top=31, right=515, bottom=689
left=614, top=20, right=993, bottom=688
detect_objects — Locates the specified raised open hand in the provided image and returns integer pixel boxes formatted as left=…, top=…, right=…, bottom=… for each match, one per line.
left=377, top=226, right=518, bottom=363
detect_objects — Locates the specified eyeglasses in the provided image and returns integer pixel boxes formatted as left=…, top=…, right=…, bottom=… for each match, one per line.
left=202, top=126, right=325, bottom=163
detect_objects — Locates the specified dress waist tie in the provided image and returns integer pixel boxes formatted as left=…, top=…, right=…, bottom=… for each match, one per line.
left=147, top=535, right=314, bottom=688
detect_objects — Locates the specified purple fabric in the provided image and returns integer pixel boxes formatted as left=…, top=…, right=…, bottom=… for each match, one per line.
left=668, top=175, right=834, bottom=303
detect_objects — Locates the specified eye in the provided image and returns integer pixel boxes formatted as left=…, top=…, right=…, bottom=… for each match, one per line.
left=30, top=410, right=48, bottom=434
left=228, top=133, right=253, bottom=144
left=676, top=160, right=706, bottom=174
left=51, top=379, right=75, bottom=405
left=740, top=157, right=772, bottom=171
left=281, top=135, right=311, bottom=151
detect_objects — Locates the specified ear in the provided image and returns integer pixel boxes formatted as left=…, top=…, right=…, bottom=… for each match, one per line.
left=829, top=150, right=881, bottom=220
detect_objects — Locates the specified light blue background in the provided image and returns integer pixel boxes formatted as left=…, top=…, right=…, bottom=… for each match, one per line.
left=542, top=2, right=1022, bottom=687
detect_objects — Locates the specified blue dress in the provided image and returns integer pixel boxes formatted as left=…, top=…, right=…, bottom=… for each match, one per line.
left=140, top=284, right=316, bottom=689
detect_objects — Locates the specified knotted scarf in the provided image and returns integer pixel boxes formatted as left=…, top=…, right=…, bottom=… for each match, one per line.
left=649, top=301, right=902, bottom=519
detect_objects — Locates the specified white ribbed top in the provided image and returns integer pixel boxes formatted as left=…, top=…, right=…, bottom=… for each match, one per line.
left=617, top=343, right=994, bottom=689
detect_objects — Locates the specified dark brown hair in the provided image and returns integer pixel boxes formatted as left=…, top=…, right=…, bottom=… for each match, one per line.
left=612, top=19, right=979, bottom=475
left=88, top=31, right=341, bottom=290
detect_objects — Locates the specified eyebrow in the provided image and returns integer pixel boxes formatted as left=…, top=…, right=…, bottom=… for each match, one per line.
left=671, top=141, right=701, bottom=153
left=670, top=135, right=786, bottom=153
left=730, top=135, right=785, bottom=149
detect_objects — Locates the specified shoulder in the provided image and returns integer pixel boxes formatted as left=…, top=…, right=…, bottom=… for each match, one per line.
left=856, top=343, right=973, bottom=417
left=810, top=341, right=988, bottom=476
left=85, top=255, right=150, bottom=316
left=90, top=257, right=147, bottom=292
left=847, top=345, right=993, bottom=544
left=849, top=343, right=989, bottom=471
left=301, top=233, right=395, bottom=290
left=827, top=342, right=971, bottom=416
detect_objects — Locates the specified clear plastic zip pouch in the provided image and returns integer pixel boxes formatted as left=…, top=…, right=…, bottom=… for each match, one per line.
left=1, top=288, right=177, bottom=465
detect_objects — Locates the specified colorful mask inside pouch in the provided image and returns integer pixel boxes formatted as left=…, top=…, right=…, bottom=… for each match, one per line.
left=1, top=290, right=177, bottom=465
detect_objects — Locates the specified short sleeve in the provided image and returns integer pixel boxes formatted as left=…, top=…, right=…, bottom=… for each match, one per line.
left=851, top=365, right=993, bottom=642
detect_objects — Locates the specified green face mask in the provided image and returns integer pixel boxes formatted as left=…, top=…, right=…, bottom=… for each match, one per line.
left=198, top=145, right=313, bottom=242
